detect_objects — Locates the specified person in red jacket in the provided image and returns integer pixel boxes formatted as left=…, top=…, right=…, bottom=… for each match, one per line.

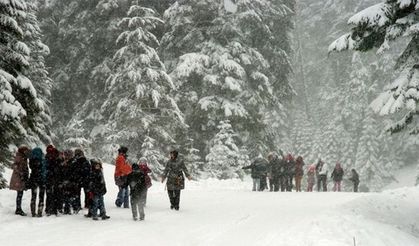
left=114, top=146, right=132, bottom=208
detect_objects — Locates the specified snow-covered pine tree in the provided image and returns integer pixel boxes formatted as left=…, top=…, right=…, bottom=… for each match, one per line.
left=290, top=109, right=314, bottom=160
left=183, top=138, right=205, bottom=178
left=23, top=0, right=53, bottom=146
left=99, top=3, right=185, bottom=161
left=355, top=109, right=386, bottom=191
left=0, top=0, right=52, bottom=186
left=140, top=134, right=165, bottom=179
left=329, top=0, right=419, bottom=135
left=205, top=120, right=245, bottom=179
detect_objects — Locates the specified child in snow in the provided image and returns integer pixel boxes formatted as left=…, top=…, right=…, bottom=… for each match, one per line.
left=89, top=159, right=110, bottom=220
left=138, top=157, right=152, bottom=205
left=306, top=164, right=316, bottom=192
left=127, top=163, right=147, bottom=220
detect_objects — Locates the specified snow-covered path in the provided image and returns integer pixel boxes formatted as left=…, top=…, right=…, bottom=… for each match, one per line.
left=1, top=164, right=419, bottom=246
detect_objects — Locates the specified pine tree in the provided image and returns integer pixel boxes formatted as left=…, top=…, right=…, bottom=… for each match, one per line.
left=205, top=120, right=245, bottom=179
left=329, top=0, right=419, bottom=134
left=355, top=109, right=385, bottom=191
left=98, top=3, right=185, bottom=160
left=140, top=135, right=165, bottom=179
left=0, top=0, right=52, bottom=186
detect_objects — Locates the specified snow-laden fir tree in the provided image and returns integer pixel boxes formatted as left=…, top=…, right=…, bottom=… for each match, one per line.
left=290, top=109, right=315, bottom=160
left=0, top=0, right=51, bottom=164
left=140, top=134, right=165, bottom=179
left=183, top=138, right=205, bottom=178
left=205, top=120, right=246, bottom=179
left=99, top=3, right=185, bottom=161
left=355, top=109, right=386, bottom=191
left=329, top=0, right=419, bottom=135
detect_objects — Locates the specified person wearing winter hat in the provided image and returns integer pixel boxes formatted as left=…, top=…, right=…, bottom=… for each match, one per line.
left=45, top=145, right=61, bottom=216
left=114, top=146, right=132, bottom=208
left=127, top=163, right=147, bottom=220
left=331, top=162, right=344, bottom=192
left=10, top=145, right=31, bottom=216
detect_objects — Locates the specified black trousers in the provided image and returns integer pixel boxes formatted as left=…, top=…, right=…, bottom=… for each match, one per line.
left=167, top=190, right=181, bottom=208
left=16, top=191, right=24, bottom=210
left=270, top=176, right=280, bottom=192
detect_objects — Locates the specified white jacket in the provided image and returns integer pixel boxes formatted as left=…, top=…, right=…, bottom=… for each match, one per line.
left=318, top=163, right=329, bottom=175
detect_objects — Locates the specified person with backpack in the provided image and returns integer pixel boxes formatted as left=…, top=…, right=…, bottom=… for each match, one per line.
left=114, top=146, right=132, bottom=208
left=331, top=162, right=344, bottom=192
left=161, top=150, right=191, bottom=210
left=127, top=163, right=147, bottom=220
left=28, top=147, right=47, bottom=217
left=60, top=149, right=76, bottom=214
left=306, top=164, right=316, bottom=192
left=242, top=154, right=269, bottom=192
left=89, top=159, right=110, bottom=221
left=349, top=169, right=360, bottom=192
left=10, top=145, right=31, bottom=216
left=294, top=156, right=305, bottom=192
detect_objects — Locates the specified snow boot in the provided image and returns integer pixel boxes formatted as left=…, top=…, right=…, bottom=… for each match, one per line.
left=15, top=209, right=27, bottom=216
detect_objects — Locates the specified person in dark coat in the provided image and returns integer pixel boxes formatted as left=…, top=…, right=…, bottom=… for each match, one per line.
left=349, top=169, right=360, bottom=192
left=284, top=154, right=295, bottom=192
left=9, top=146, right=30, bottom=216
left=127, top=163, right=147, bottom=221
left=138, top=157, right=152, bottom=205
left=28, top=147, right=47, bottom=217
left=294, top=156, right=305, bottom=192
left=242, top=155, right=269, bottom=192
left=60, top=149, right=76, bottom=214
left=45, top=145, right=61, bottom=216
left=72, top=149, right=91, bottom=211
left=89, top=159, right=110, bottom=220
left=267, top=153, right=282, bottom=192
left=161, top=150, right=191, bottom=210
left=331, top=162, right=344, bottom=192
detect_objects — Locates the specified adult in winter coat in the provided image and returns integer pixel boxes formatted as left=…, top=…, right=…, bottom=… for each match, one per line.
left=162, top=150, right=191, bottom=210
left=306, top=164, right=316, bottom=192
left=284, top=154, right=295, bottom=192
left=242, top=155, right=269, bottom=192
left=72, top=149, right=91, bottom=211
left=45, top=145, right=62, bottom=216
left=114, top=146, right=132, bottom=208
left=349, top=169, right=360, bottom=192
left=9, top=146, right=30, bottom=216
left=127, top=163, right=147, bottom=220
left=89, top=159, right=110, bottom=220
left=294, top=156, right=305, bottom=192
left=317, top=161, right=328, bottom=192
left=331, top=162, right=344, bottom=192
left=28, top=147, right=47, bottom=217
left=267, top=153, right=282, bottom=192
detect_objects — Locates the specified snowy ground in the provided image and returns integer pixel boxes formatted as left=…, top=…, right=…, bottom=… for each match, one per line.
left=1, top=164, right=419, bottom=246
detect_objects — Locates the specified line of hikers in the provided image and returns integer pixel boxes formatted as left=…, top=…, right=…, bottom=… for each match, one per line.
left=8, top=145, right=190, bottom=221
left=242, top=152, right=360, bottom=192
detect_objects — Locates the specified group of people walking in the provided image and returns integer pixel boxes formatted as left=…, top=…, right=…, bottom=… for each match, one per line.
left=8, top=144, right=191, bottom=222
left=243, top=152, right=360, bottom=193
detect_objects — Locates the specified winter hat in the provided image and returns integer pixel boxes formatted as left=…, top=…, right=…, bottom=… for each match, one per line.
left=63, top=149, right=74, bottom=160
left=308, top=164, right=316, bottom=172
left=90, top=158, right=102, bottom=169
left=30, top=147, right=44, bottom=160
left=170, top=150, right=178, bottom=158
left=74, top=149, right=84, bottom=158
left=132, top=163, right=140, bottom=171
left=139, top=157, right=147, bottom=164
left=118, top=146, right=128, bottom=154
